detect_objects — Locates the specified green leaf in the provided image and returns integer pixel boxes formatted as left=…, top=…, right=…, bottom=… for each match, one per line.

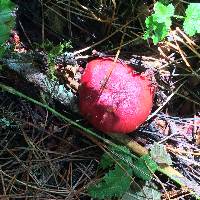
left=99, top=145, right=133, bottom=169
left=0, top=0, right=15, bottom=57
left=144, top=2, right=174, bottom=44
left=99, top=152, right=115, bottom=170
left=88, top=145, right=133, bottom=199
left=154, top=2, right=174, bottom=24
left=0, top=0, right=14, bottom=10
left=144, top=16, right=154, bottom=39
left=88, top=164, right=132, bottom=200
left=152, top=21, right=168, bottom=44
left=133, top=155, right=158, bottom=181
left=183, top=3, right=200, bottom=36
left=0, top=45, right=6, bottom=57
left=122, top=182, right=161, bottom=200
left=150, top=143, right=172, bottom=165
left=0, top=23, right=14, bottom=43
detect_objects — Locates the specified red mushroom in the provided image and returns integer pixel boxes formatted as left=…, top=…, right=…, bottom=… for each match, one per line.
left=79, top=57, right=155, bottom=134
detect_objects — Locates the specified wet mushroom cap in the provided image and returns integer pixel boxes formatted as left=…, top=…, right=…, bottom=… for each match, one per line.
left=79, top=57, right=155, bottom=134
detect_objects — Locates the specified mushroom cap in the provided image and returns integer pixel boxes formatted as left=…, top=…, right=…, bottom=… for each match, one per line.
left=79, top=57, right=154, bottom=134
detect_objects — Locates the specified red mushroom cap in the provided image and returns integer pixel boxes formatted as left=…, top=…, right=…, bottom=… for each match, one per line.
left=79, top=57, right=155, bottom=134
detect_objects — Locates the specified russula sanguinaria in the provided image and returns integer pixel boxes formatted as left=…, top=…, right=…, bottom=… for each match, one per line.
left=79, top=57, right=155, bottom=134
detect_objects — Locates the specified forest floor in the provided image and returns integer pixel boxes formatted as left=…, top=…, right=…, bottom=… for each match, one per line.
left=1, top=1, right=200, bottom=200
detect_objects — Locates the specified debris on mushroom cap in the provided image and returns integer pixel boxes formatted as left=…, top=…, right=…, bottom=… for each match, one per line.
left=79, top=57, right=155, bottom=134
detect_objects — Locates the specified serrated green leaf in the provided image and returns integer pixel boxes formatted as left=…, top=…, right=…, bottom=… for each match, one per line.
left=152, top=21, right=168, bottom=44
left=183, top=3, right=200, bottom=36
left=150, top=143, right=172, bottom=165
left=111, top=145, right=133, bottom=163
left=99, top=152, right=115, bottom=169
left=144, top=16, right=154, bottom=39
left=122, top=182, right=161, bottom=200
left=133, top=155, right=158, bottom=181
left=99, top=145, right=133, bottom=169
left=88, top=145, right=133, bottom=199
left=154, top=2, right=174, bottom=24
left=144, top=2, right=174, bottom=44
left=88, top=164, right=132, bottom=200
left=144, top=16, right=168, bottom=44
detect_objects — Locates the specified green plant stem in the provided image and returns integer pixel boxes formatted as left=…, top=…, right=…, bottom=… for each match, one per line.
left=0, top=82, right=104, bottom=141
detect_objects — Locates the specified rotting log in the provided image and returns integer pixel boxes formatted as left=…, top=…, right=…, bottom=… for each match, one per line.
left=2, top=53, right=78, bottom=111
